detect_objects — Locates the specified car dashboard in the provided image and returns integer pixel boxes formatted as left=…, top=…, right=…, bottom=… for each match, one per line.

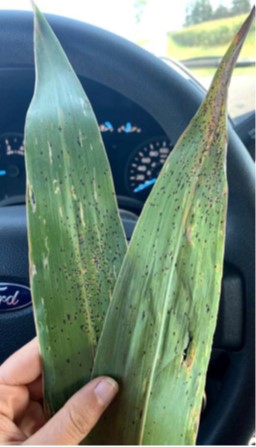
left=0, top=68, right=174, bottom=212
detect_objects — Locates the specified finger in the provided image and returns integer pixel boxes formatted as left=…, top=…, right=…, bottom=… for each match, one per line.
left=24, top=376, right=119, bottom=445
left=0, top=384, right=29, bottom=420
left=0, top=415, right=26, bottom=444
left=0, top=338, right=41, bottom=386
left=0, top=374, right=42, bottom=423
left=18, top=401, right=46, bottom=438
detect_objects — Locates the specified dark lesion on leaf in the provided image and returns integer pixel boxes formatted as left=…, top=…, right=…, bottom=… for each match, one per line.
left=181, top=333, right=193, bottom=366
left=28, top=182, right=36, bottom=212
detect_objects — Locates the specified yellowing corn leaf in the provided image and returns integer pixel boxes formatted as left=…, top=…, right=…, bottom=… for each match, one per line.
left=25, top=5, right=127, bottom=417
left=89, top=9, right=255, bottom=445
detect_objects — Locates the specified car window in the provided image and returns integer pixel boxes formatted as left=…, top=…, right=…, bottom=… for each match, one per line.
left=0, top=0, right=254, bottom=118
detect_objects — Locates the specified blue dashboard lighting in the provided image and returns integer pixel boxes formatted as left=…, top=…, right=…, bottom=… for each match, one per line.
left=105, top=121, right=113, bottom=130
left=134, top=177, right=157, bottom=193
left=124, top=122, right=132, bottom=133
left=0, top=170, right=7, bottom=176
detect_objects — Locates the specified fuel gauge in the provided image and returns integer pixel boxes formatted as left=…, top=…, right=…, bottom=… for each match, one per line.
left=0, top=133, right=25, bottom=205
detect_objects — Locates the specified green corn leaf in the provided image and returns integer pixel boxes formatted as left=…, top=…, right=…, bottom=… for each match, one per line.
left=90, top=9, right=255, bottom=445
left=25, top=4, right=127, bottom=417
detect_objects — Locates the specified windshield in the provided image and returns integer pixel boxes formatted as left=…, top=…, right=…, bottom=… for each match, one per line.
left=0, top=0, right=254, bottom=118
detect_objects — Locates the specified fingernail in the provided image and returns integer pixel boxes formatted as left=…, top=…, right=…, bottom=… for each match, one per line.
left=94, top=377, right=119, bottom=406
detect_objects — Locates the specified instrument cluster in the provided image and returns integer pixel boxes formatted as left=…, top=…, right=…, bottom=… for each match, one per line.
left=0, top=73, right=175, bottom=209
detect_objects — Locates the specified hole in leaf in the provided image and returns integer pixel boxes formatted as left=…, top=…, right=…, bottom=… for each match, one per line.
left=182, top=333, right=193, bottom=364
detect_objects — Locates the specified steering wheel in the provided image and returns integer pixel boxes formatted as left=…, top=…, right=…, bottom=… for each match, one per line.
left=0, top=11, right=254, bottom=445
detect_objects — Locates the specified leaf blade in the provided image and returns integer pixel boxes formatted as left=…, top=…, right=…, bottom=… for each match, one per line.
left=90, top=8, right=254, bottom=445
left=25, top=5, right=127, bottom=417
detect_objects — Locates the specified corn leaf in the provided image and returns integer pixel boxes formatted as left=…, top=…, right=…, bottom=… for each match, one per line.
left=25, top=5, right=127, bottom=417
left=90, top=9, right=255, bottom=445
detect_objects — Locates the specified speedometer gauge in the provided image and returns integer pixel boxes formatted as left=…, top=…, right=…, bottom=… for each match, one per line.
left=0, top=133, right=25, bottom=205
left=126, top=137, right=173, bottom=200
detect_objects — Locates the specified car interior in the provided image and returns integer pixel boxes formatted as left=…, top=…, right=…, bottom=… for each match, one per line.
left=0, top=10, right=255, bottom=445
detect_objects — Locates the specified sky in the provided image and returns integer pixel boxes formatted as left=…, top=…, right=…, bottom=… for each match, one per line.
left=0, top=0, right=252, bottom=54
left=0, top=0, right=237, bottom=37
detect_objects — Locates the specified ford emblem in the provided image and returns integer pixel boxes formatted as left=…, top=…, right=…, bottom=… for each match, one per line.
left=0, top=283, right=32, bottom=312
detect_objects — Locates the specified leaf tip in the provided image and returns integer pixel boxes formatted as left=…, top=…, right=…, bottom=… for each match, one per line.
left=31, top=0, right=39, bottom=15
left=235, top=5, right=255, bottom=47
left=31, top=1, right=45, bottom=30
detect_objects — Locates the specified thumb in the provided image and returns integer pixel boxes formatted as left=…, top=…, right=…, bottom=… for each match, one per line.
left=24, top=376, right=119, bottom=445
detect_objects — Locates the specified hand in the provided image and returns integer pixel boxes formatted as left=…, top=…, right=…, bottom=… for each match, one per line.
left=0, top=338, right=118, bottom=445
